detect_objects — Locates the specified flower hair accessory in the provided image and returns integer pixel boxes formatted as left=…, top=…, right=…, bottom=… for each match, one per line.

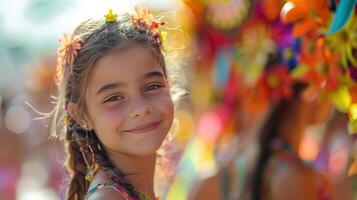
left=105, top=9, right=118, bottom=23
left=54, top=33, right=81, bottom=86
left=54, top=6, right=166, bottom=86
left=131, top=5, right=167, bottom=47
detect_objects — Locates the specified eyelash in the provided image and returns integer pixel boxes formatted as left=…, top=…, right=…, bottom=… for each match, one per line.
left=144, top=83, right=163, bottom=92
left=103, top=83, right=163, bottom=104
left=104, top=95, right=124, bottom=103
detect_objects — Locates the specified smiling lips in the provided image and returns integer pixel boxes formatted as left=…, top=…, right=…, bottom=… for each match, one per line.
left=123, top=121, right=161, bottom=134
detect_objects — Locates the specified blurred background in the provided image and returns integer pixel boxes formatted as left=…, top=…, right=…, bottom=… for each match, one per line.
left=0, top=0, right=356, bottom=200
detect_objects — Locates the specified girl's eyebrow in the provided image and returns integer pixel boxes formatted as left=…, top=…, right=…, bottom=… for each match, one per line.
left=141, top=70, right=165, bottom=80
left=96, top=82, right=126, bottom=96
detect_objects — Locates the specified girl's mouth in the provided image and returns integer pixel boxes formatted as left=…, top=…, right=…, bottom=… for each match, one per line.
left=123, top=121, right=161, bottom=134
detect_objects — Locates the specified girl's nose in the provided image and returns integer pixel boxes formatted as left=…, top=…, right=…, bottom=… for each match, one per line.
left=130, top=103, right=153, bottom=118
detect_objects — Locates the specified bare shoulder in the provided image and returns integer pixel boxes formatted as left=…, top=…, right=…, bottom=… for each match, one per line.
left=87, top=188, right=127, bottom=200
left=87, top=169, right=127, bottom=200
left=270, top=161, right=316, bottom=200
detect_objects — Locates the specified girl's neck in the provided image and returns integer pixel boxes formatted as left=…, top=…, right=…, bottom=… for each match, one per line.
left=106, top=150, right=157, bottom=199
left=278, top=102, right=309, bottom=152
left=279, top=121, right=305, bottom=152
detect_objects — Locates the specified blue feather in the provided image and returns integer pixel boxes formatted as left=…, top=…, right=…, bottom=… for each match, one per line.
left=326, top=0, right=356, bottom=34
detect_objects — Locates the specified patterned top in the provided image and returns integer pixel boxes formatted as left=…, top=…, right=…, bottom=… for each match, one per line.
left=85, top=182, right=160, bottom=200
left=85, top=182, right=131, bottom=200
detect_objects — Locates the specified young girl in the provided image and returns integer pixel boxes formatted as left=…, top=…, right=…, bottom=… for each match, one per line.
left=50, top=6, right=180, bottom=200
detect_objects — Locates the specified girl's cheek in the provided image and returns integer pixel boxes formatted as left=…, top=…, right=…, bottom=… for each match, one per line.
left=150, top=89, right=172, bottom=102
left=154, top=93, right=174, bottom=115
left=147, top=92, right=172, bottom=105
left=99, top=105, right=127, bottom=126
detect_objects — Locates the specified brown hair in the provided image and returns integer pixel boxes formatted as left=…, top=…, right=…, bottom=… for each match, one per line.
left=49, top=13, right=187, bottom=200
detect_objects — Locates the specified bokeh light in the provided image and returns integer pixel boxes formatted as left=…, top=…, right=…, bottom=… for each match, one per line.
left=4, top=105, right=31, bottom=134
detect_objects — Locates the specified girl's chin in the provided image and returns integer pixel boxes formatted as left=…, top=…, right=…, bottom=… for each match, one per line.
left=126, top=147, right=161, bottom=156
left=126, top=137, right=167, bottom=156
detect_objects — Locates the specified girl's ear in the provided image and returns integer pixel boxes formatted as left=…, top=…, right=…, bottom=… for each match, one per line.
left=67, top=102, right=94, bottom=130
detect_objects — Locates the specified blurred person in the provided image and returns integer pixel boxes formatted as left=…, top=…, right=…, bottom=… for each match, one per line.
left=250, top=82, right=334, bottom=200
left=179, top=0, right=357, bottom=199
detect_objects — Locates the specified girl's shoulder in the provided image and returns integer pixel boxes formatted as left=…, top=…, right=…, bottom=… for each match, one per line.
left=270, top=161, right=332, bottom=200
left=85, top=169, right=130, bottom=200
left=267, top=148, right=315, bottom=187
left=86, top=183, right=128, bottom=200
left=269, top=161, right=317, bottom=200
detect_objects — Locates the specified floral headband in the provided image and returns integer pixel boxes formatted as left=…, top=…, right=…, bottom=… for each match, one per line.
left=54, top=6, right=167, bottom=87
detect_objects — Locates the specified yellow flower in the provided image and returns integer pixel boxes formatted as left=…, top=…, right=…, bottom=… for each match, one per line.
left=160, top=31, right=167, bottom=43
left=327, top=16, right=357, bottom=68
left=104, top=9, right=118, bottom=23
left=64, top=115, right=71, bottom=126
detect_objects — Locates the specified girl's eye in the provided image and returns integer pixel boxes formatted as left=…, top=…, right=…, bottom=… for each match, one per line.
left=104, top=95, right=123, bottom=103
left=145, top=83, right=163, bottom=92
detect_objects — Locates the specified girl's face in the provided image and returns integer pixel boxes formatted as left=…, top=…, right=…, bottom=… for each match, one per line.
left=83, top=45, right=174, bottom=156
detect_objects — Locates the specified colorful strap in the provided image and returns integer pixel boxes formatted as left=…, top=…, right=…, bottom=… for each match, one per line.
left=85, top=182, right=130, bottom=200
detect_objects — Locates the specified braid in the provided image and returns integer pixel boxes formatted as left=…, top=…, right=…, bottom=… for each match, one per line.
left=64, top=122, right=89, bottom=200
left=88, top=130, right=142, bottom=199
left=65, top=122, right=142, bottom=199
